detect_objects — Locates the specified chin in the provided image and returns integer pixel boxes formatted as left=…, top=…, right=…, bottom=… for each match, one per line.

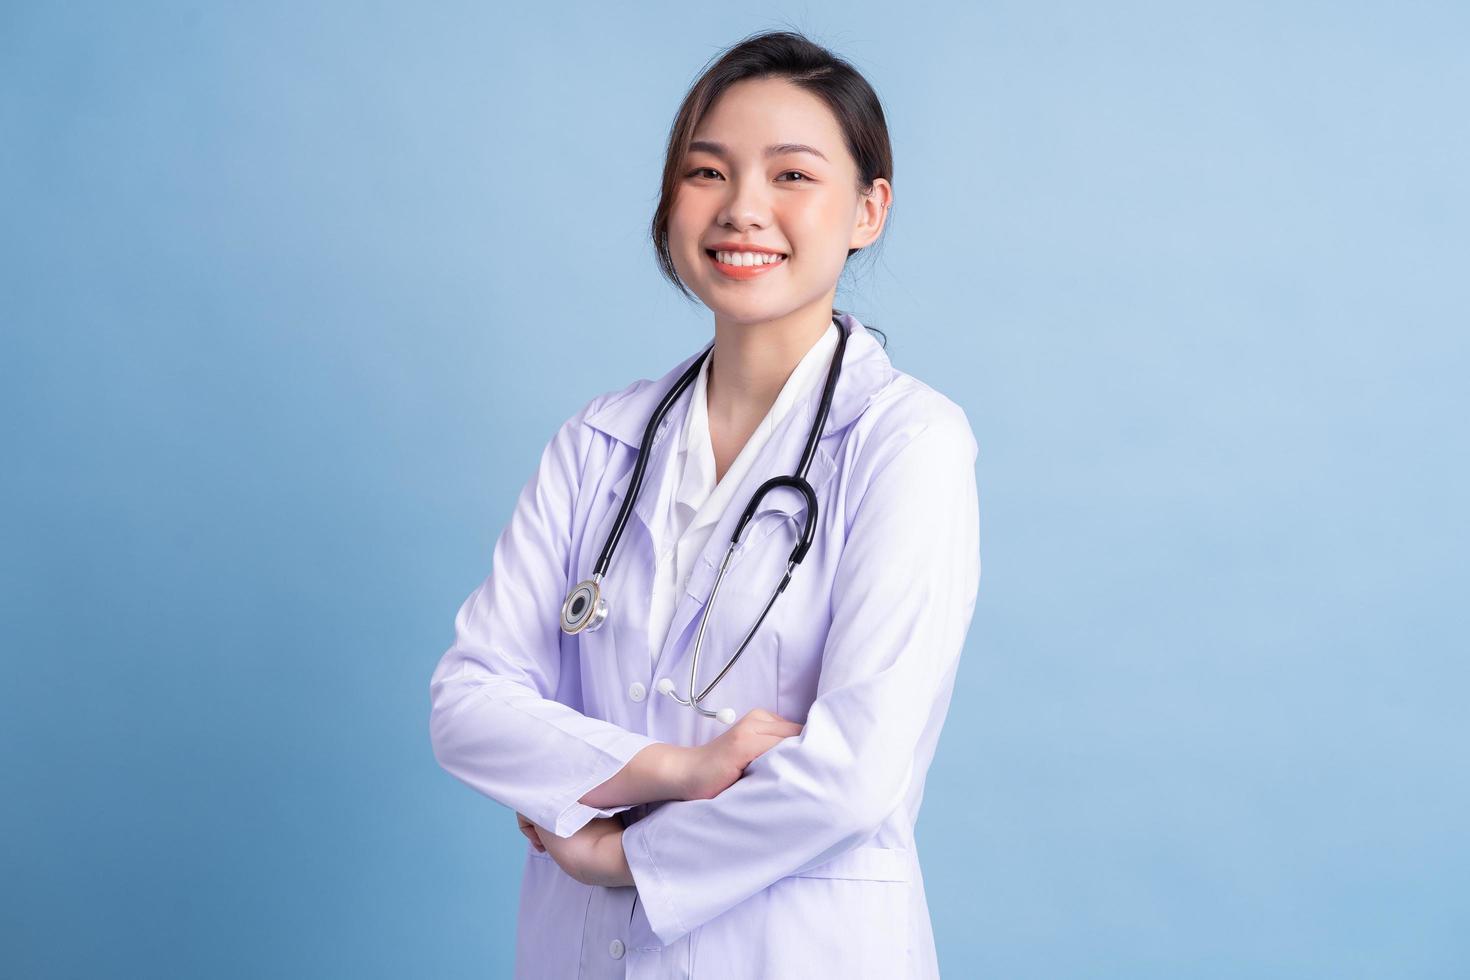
left=708, top=300, right=803, bottom=327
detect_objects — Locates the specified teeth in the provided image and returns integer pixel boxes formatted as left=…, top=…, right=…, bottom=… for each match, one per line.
left=715, top=250, right=784, bottom=267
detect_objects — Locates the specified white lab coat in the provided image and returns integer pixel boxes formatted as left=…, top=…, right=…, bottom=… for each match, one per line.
left=430, top=312, right=981, bottom=978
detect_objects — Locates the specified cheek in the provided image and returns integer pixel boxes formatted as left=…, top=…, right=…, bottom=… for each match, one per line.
left=669, top=187, right=713, bottom=233
left=666, top=210, right=690, bottom=247
left=782, top=197, right=851, bottom=262
left=667, top=210, right=705, bottom=263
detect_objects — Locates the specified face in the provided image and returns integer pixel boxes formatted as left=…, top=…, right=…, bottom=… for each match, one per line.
left=667, top=76, right=891, bottom=327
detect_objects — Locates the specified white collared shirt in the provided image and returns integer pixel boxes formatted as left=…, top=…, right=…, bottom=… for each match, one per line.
left=647, top=320, right=841, bottom=668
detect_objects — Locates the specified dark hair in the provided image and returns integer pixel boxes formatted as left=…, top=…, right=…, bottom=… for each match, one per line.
left=649, top=29, right=891, bottom=347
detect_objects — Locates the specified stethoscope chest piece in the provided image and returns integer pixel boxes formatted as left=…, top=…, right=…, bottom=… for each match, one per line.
left=560, top=576, right=608, bottom=634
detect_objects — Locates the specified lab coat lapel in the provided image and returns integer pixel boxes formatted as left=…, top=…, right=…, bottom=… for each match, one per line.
left=588, top=390, right=688, bottom=689
left=588, top=345, right=708, bottom=549
left=602, top=406, right=683, bottom=543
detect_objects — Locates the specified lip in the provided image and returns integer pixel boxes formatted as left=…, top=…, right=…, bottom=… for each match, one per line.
left=705, top=249, right=786, bottom=281
left=704, top=241, right=787, bottom=255
left=704, top=244, right=788, bottom=281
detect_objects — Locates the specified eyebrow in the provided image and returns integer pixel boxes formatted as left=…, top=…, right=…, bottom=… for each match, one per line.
left=687, top=140, right=830, bottom=163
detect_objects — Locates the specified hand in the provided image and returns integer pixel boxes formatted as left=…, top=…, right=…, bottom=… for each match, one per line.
left=533, top=815, right=633, bottom=887
left=516, top=811, right=545, bottom=853
left=675, top=708, right=803, bottom=801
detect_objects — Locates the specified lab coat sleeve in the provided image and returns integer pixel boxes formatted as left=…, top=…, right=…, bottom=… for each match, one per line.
left=621, top=409, right=981, bottom=945
left=428, top=406, right=659, bottom=838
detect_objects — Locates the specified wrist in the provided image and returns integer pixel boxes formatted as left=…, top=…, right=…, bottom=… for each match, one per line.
left=578, top=828, right=633, bottom=888
left=650, top=742, right=693, bottom=801
left=606, top=829, right=634, bottom=888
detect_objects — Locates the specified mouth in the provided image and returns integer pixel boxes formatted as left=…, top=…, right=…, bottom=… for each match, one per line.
left=705, top=248, right=788, bottom=280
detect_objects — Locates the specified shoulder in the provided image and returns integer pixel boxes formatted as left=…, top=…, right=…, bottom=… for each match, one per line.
left=834, top=370, right=980, bottom=532
left=542, top=373, right=648, bottom=444
left=575, top=375, right=658, bottom=430
left=845, top=368, right=978, bottom=475
left=554, top=343, right=706, bottom=452
left=536, top=369, right=671, bottom=487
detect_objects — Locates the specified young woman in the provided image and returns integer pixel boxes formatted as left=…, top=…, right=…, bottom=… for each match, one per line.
left=430, top=30, right=981, bottom=978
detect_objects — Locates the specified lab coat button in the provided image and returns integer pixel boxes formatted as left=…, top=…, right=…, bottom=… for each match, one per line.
left=609, top=939, right=625, bottom=959
left=628, top=681, right=646, bottom=702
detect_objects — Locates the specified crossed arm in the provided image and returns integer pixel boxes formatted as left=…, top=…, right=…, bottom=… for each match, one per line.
left=521, top=714, right=803, bottom=887
left=517, top=743, right=677, bottom=888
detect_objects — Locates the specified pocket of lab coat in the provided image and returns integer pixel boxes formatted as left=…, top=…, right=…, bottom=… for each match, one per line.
left=683, top=509, right=820, bottom=730
left=687, top=611, right=780, bottom=725
left=724, top=512, right=832, bottom=724
left=789, top=844, right=911, bottom=882
left=689, top=847, right=912, bottom=977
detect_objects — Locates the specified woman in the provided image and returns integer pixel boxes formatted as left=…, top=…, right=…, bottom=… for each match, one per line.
left=429, top=30, right=981, bottom=978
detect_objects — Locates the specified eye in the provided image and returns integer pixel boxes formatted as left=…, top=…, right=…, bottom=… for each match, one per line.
left=683, top=167, right=813, bottom=182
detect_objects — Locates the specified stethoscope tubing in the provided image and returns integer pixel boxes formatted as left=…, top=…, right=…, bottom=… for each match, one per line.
left=591, top=343, right=714, bottom=581
left=563, top=314, right=851, bottom=721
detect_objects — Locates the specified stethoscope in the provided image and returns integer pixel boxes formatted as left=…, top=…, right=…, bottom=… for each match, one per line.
left=559, top=314, right=850, bottom=725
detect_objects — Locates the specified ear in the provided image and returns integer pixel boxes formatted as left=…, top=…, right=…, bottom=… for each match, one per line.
left=849, top=178, right=893, bottom=251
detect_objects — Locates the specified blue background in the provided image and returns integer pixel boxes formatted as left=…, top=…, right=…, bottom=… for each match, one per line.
left=3, top=2, right=1466, bottom=977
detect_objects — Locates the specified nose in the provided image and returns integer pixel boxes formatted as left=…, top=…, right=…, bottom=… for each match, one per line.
left=716, top=176, right=771, bottom=232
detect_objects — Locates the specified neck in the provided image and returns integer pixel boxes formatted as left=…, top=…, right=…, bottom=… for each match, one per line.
left=706, top=298, right=837, bottom=429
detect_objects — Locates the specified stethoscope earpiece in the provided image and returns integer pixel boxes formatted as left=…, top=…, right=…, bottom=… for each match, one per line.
left=654, top=677, right=735, bottom=725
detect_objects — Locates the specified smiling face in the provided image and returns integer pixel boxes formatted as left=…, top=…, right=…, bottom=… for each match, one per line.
left=668, top=76, right=891, bottom=329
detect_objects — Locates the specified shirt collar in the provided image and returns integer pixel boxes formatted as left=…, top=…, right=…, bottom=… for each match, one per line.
left=677, top=353, right=716, bottom=513
left=676, top=318, right=841, bottom=518
left=584, top=310, right=894, bottom=451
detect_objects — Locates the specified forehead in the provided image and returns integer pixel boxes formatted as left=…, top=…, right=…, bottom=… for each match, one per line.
left=691, top=77, right=845, bottom=155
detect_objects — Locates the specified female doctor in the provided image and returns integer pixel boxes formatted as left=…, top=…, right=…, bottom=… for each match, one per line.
left=429, top=30, right=981, bottom=979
